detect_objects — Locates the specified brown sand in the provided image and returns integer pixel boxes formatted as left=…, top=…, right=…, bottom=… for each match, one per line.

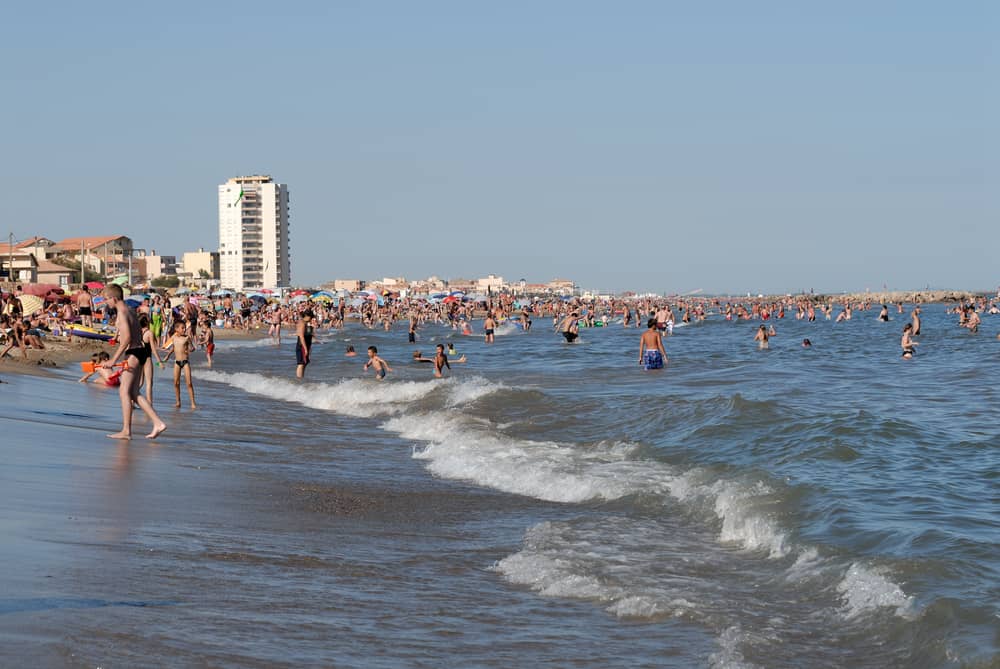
left=0, top=327, right=268, bottom=378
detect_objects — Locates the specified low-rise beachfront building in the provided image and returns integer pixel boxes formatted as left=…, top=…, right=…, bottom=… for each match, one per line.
left=477, top=274, right=507, bottom=293
left=326, top=279, right=364, bottom=293
left=547, top=278, right=577, bottom=295
left=0, top=244, right=39, bottom=282
left=523, top=283, right=548, bottom=295
left=446, top=278, right=476, bottom=293
left=36, top=259, right=74, bottom=287
left=182, top=248, right=220, bottom=280
left=50, top=235, right=134, bottom=278
left=142, top=251, right=178, bottom=279
left=15, top=237, right=58, bottom=261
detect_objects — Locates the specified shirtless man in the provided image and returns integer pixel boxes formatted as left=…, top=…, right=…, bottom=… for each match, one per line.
left=911, top=306, right=921, bottom=336
left=966, top=308, right=981, bottom=333
left=102, top=284, right=167, bottom=439
left=484, top=313, right=496, bottom=344
left=639, top=318, right=667, bottom=370
left=76, top=288, right=94, bottom=327
left=559, top=312, right=581, bottom=343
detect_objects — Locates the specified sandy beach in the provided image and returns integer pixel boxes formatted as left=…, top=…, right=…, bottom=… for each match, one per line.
left=0, top=326, right=269, bottom=379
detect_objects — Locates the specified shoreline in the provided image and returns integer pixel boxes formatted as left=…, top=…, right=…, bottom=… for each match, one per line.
left=0, top=326, right=270, bottom=378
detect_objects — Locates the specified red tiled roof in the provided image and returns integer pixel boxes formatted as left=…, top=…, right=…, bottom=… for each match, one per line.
left=15, top=236, right=54, bottom=249
left=0, top=243, right=32, bottom=256
left=52, top=235, right=129, bottom=251
left=37, top=259, right=72, bottom=274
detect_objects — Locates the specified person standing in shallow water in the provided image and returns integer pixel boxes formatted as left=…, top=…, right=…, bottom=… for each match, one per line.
left=296, top=310, right=314, bottom=378
left=754, top=324, right=770, bottom=350
left=901, top=323, right=918, bottom=359
left=102, top=284, right=167, bottom=440
left=639, top=318, right=667, bottom=370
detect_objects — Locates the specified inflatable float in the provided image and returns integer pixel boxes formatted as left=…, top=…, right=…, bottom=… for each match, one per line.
left=69, top=325, right=115, bottom=342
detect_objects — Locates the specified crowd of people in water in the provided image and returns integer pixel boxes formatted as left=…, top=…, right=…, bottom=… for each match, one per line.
left=1, top=283, right=998, bottom=439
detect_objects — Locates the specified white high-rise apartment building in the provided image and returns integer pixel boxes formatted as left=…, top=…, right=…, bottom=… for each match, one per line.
left=218, top=175, right=290, bottom=291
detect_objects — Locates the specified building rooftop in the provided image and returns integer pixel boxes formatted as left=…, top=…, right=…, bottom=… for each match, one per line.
left=227, top=175, right=273, bottom=184
left=52, top=235, right=129, bottom=251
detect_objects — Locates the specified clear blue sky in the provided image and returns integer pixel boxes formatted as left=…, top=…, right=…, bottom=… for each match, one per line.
left=2, top=1, right=995, bottom=294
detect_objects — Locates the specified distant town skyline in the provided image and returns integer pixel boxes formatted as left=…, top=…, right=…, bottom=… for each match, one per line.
left=2, top=3, right=995, bottom=294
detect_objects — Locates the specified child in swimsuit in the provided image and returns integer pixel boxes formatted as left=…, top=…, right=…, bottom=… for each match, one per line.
left=78, top=352, right=123, bottom=387
left=364, top=346, right=392, bottom=380
left=162, top=321, right=197, bottom=408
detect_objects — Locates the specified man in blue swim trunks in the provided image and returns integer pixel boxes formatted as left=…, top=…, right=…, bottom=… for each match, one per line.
left=638, top=318, right=667, bottom=370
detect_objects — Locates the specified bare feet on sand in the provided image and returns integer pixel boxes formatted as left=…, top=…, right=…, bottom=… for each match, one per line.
left=146, top=423, right=167, bottom=440
left=107, top=432, right=132, bottom=440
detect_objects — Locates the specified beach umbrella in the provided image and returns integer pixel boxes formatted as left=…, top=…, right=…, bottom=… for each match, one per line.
left=175, top=287, right=192, bottom=295
left=22, top=284, right=62, bottom=297
left=18, top=294, right=44, bottom=315
left=124, top=298, right=143, bottom=308
left=259, top=288, right=274, bottom=295
left=211, top=290, right=233, bottom=297
left=85, top=281, right=105, bottom=290
left=290, top=294, right=309, bottom=304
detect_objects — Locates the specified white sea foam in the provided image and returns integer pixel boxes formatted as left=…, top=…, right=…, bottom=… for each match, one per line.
left=202, top=371, right=442, bottom=417
left=388, top=409, right=798, bottom=559
left=217, top=337, right=282, bottom=350
left=386, top=413, right=657, bottom=503
left=708, top=626, right=763, bottom=669
left=836, top=562, right=914, bottom=619
left=666, top=470, right=790, bottom=558
left=712, top=481, right=790, bottom=558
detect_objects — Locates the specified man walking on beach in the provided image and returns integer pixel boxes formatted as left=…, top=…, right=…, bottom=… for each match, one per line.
left=102, top=284, right=167, bottom=440
left=76, top=288, right=94, bottom=327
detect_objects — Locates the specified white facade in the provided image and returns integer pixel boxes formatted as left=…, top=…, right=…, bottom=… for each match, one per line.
left=218, top=175, right=290, bottom=291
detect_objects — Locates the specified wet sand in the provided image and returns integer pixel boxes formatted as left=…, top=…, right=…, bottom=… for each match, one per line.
left=0, top=373, right=274, bottom=666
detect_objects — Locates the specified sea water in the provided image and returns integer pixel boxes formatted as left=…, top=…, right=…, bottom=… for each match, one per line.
left=1, top=306, right=997, bottom=668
